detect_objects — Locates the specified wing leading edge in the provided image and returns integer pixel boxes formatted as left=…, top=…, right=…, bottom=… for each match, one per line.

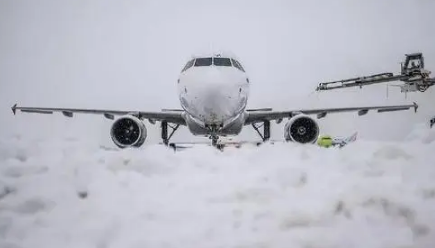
left=11, top=104, right=186, bottom=125
left=11, top=102, right=419, bottom=127
left=244, top=102, right=418, bottom=125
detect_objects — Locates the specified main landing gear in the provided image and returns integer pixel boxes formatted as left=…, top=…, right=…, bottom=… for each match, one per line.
left=251, top=120, right=271, bottom=142
left=161, top=121, right=180, bottom=146
left=207, top=120, right=271, bottom=150
left=160, top=120, right=272, bottom=150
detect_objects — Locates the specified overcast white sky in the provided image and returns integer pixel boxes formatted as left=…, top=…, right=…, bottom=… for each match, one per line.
left=1, top=0, right=435, bottom=144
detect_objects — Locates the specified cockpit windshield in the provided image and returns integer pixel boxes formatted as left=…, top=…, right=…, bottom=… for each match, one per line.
left=213, top=57, right=232, bottom=67
left=181, top=59, right=195, bottom=72
left=182, top=56, right=246, bottom=72
left=194, top=58, right=213, bottom=67
left=231, top=58, right=245, bottom=72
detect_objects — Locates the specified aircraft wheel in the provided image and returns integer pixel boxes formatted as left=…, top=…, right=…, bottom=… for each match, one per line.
left=168, top=143, right=177, bottom=151
left=216, top=144, right=225, bottom=151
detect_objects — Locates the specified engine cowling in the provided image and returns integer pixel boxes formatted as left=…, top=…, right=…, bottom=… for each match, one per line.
left=110, top=115, right=147, bottom=148
left=284, top=114, right=319, bottom=144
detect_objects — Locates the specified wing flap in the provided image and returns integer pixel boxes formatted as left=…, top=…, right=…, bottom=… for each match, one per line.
left=246, top=108, right=273, bottom=112
left=377, top=107, right=411, bottom=112
left=20, top=109, right=53, bottom=114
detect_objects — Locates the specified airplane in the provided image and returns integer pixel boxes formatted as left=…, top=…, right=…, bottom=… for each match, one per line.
left=11, top=51, right=419, bottom=149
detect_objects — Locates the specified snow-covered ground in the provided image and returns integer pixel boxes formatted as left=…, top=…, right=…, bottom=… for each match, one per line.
left=1, top=124, right=434, bottom=248
left=2, top=0, right=435, bottom=247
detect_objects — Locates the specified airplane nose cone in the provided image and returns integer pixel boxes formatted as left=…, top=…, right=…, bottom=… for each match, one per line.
left=203, top=80, right=228, bottom=100
left=198, top=67, right=231, bottom=85
left=192, top=67, right=234, bottom=100
left=192, top=69, right=241, bottom=124
left=200, top=84, right=233, bottom=120
left=180, top=66, right=247, bottom=125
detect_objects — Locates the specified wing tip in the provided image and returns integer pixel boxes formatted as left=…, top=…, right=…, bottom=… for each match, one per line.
left=11, top=103, right=17, bottom=115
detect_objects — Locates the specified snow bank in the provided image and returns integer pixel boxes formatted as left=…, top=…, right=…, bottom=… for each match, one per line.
left=405, top=122, right=435, bottom=144
left=0, top=134, right=435, bottom=248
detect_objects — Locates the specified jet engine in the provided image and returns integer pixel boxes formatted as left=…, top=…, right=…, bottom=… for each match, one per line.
left=110, top=115, right=147, bottom=148
left=284, top=114, right=319, bottom=144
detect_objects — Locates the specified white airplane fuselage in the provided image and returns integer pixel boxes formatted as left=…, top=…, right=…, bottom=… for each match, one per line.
left=177, top=55, right=250, bottom=137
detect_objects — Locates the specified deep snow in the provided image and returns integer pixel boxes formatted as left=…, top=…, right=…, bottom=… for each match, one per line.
left=1, top=124, right=435, bottom=248
left=2, top=1, right=435, bottom=247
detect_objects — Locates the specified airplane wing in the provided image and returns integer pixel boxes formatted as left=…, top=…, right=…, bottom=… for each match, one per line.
left=11, top=104, right=186, bottom=125
left=244, top=102, right=418, bottom=125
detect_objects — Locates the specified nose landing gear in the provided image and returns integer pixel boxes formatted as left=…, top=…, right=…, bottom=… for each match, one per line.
left=207, top=124, right=224, bottom=150
left=210, top=135, right=219, bottom=147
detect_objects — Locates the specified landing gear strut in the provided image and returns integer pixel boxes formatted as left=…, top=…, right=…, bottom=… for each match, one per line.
left=251, top=120, right=271, bottom=142
left=211, top=135, right=219, bottom=147
left=207, top=124, right=221, bottom=149
left=161, top=121, right=180, bottom=146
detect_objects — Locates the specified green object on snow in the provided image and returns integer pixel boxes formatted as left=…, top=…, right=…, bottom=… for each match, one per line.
left=317, top=135, right=333, bottom=148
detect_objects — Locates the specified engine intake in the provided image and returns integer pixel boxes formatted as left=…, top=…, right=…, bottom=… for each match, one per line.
left=110, top=115, right=147, bottom=148
left=284, top=114, right=319, bottom=144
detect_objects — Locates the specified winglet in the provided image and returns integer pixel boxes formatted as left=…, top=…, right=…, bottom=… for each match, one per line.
left=413, top=102, right=418, bottom=113
left=11, top=104, right=17, bottom=115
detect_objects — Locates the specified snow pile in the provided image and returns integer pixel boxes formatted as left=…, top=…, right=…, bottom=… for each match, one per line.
left=0, top=133, right=435, bottom=248
left=405, top=122, right=435, bottom=144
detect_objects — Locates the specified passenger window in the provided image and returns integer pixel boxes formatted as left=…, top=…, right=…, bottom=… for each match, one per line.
left=213, top=57, right=232, bottom=66
left=194, top=57, right=213, bottom=67
left=182, top=59, right=195, bottom=72
left=231, top=59, right=245, bottom=72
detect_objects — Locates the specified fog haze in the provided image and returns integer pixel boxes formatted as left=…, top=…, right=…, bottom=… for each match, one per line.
left=1, top=0, right=435, bottom=144
left=2, top=2, right=435, bottom=247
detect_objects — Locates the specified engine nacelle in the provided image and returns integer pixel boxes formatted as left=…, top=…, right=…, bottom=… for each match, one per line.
left=110, top=115, right=147, bottom=148
left=284, top=114, right=319, bottom=144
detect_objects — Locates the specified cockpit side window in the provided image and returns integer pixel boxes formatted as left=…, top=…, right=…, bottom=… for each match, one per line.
left=182, top=59, right=195, bottom=72
left=194, top=57, right=213, bottom=67
left=231, top=58, right=245, bottom=72
left=213, top=57, right=232, bottom=67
